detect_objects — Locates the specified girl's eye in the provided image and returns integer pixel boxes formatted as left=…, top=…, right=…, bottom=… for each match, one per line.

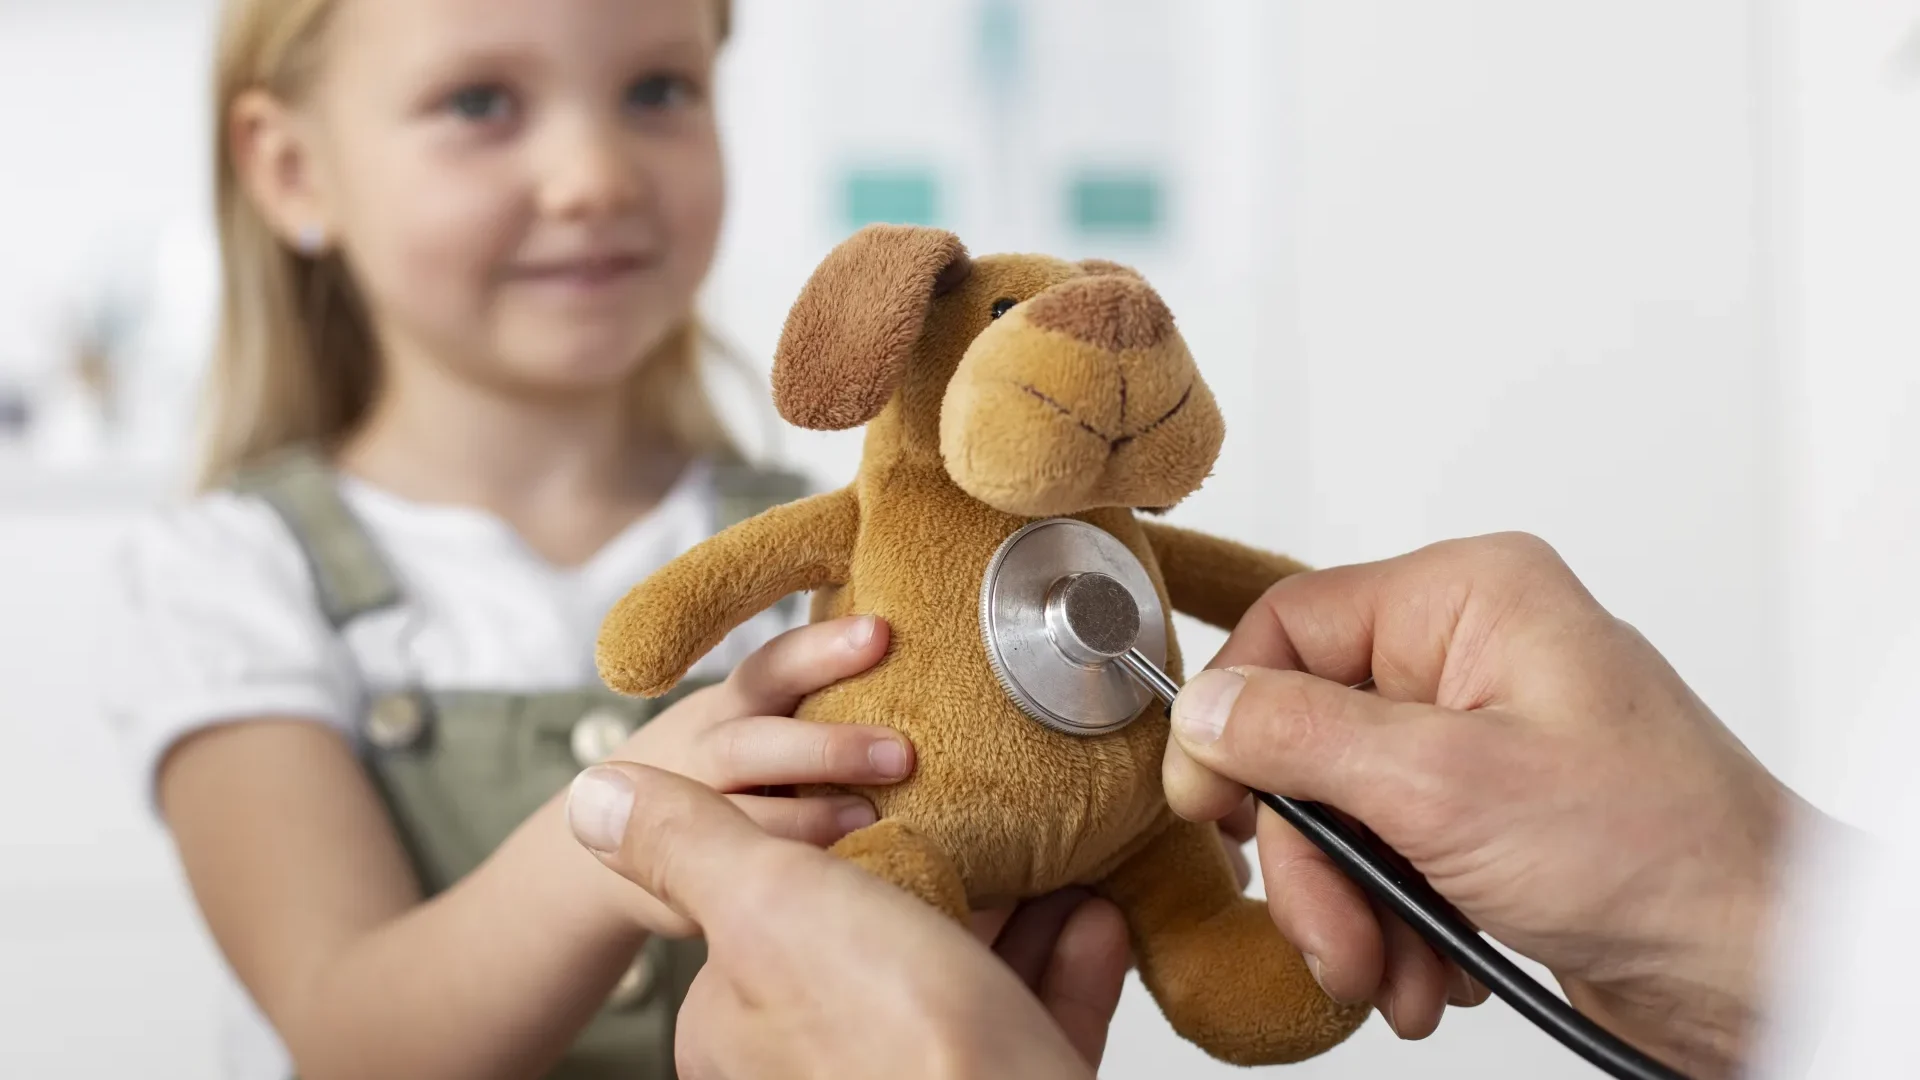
left=447, top=85, right=514, bottom=123
left=626, top=74, right=696, bottom=112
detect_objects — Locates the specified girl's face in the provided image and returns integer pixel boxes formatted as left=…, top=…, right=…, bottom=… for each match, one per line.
left=283, top=0, right=725, bottom=395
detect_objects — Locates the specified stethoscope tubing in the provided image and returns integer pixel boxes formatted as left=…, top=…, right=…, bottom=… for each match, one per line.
left=1117, top=649, right=1690, bottom=1080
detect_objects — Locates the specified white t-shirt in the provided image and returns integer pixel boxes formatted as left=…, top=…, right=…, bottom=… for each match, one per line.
left=101, top=456, right=797, bottom=1080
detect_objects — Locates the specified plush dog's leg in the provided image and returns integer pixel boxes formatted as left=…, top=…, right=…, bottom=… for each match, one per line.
left=831, top=819, right=969, bottom=924
left=1139, top=520, right=1312, bottom=632
left=1098, top=815, right=1369, bottom=1065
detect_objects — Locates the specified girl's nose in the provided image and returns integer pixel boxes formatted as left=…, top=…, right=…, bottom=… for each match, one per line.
left=538, top=116, right=645, bottom=221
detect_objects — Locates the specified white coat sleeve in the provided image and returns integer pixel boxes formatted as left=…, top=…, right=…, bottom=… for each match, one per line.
left=1749, top=624, right=1920, bottom=1077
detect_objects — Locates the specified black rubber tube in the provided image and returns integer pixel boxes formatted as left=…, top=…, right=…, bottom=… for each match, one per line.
left=1251, top=790, right=1690, bottom=1080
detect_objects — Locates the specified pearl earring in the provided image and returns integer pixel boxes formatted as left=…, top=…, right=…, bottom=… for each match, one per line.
left=295, top=223, right=327, bottom=254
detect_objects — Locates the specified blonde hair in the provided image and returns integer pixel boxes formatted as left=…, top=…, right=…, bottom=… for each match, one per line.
left=198, top=0, right=739, bottom=490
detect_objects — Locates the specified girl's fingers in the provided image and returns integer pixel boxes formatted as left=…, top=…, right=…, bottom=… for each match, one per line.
left=1370, top=897, right=1450, bottom=1040
left=992, top=889, right=1096, bottom=990
left=970, top=904, right=1018, bottom=946
left=694, top=715, right=914, bottom=790
left=1255, top=806, right=1385, bottom=1006
left=728, top=793, right=877, bottom=848
left=717, top=615, right=892, bottom=718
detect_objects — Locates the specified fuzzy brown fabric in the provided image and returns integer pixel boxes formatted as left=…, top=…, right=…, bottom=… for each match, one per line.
left=598, top=224, right=1368, bottom=1066
left=597, top=490, right=861, bottom=697
left=829, top=817, right=970, bottom=924
left=1023, top=273, right=1175, bottom=351
left=1142, top=520, right=1315, bottom=632
left=770, top=224, right=970, bottom=431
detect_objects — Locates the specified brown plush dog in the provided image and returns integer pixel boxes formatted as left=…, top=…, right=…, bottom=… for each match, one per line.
left=597, top=224, right=1370, bottom=1065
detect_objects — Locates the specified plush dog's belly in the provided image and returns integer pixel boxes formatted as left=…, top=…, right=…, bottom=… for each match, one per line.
left=796, top=617, right=1172, bottom=904
left=794, top=492, right=1183, bottom=903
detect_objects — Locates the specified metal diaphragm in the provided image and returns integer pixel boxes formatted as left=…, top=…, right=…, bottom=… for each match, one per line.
left=978, top=518, right=1167, bottom=737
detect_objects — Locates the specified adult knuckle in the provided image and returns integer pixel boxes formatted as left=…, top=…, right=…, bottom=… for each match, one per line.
left=642, top=793, right=705, bottom=902
left=1482, top=530, right=1558, bottom=563
left=729, top=844, right=819, bottom=919
left=1391, top=716, right=1477, bottom=813
left=1238, top=672, right=1327, bottom=758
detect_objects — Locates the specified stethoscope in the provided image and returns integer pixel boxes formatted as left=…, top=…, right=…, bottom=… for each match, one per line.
left=978, top=517, right=1689, bottom=1080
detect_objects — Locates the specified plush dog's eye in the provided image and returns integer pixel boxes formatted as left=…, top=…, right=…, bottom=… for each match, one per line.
left=990, top=298, right=1019, bottom=320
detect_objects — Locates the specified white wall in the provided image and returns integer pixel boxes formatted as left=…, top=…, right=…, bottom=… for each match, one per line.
left=0, top=2, right=1798, bottom=1078
left=1766, top=0, right=1920, bottom=818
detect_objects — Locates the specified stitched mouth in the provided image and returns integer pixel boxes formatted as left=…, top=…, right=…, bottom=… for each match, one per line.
left=1110, top=384, right=1192, bottom=451
left=1017, top=382, right=1194, bottom=453
left=1019, top=385, right=1109, bottom=442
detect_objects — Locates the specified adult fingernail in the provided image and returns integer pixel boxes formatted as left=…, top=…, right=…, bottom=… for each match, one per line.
left=1307, top=953, right=1367, bottom=1006
left=836, top=798, right=878, bottom=833
left=1449, top=968, right=1488, bottom=1006
left=1297, top=949, right=1359, bottom=999
left=566, top=765, right=635, bottom=854
left=844, top=615, right=877, bottom=650
left=1173, top=669, right=1244, bottom=746
left=869, top=738, right=911, bottom=779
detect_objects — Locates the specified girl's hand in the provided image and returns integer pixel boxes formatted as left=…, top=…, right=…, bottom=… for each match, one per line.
left=570, top=762, right=1123, bottom=1080
left=582, top=615, right=912, bottom=937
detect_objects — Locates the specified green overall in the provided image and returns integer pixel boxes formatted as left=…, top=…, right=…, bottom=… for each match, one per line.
left=231, top=448, right=808, bottom=1080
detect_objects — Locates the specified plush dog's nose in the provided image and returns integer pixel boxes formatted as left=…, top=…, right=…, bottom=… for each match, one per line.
left=1023, top=275, right=1175, bottom=352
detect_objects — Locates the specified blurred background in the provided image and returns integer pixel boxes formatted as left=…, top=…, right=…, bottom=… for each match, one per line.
left=3, top=0, right=1918, bottom=1076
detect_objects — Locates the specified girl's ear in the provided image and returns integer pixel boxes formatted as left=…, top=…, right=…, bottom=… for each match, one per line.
left=229, top=89, right=334, bottom=254
left=771, top=224, right=971, bottom=430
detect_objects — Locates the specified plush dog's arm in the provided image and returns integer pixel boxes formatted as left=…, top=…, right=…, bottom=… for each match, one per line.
left=597, top=488, right=861, bottom=697
left=1140, top=520, right=1312, bottom=631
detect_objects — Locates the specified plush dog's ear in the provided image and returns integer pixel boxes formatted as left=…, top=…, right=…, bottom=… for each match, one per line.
left=772, top=224, right=972, bottom=430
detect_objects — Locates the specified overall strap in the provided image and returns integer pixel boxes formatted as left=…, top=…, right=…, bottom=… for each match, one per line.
left=230, top=445, right=404, bottom=628
left=709, top=460, right=810, bottom=531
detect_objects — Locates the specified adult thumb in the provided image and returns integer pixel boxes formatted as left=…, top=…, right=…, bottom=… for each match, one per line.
left=1167, top=666, right=1405, bottom=817
left=566, top=762, right=771, bottom=930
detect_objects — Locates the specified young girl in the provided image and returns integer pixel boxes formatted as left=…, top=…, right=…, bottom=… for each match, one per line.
left=102, top=1, right=916, bottom=1077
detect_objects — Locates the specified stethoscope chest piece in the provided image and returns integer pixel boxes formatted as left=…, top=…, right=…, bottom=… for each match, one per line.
left=979, top=518, right=1168, bottom=737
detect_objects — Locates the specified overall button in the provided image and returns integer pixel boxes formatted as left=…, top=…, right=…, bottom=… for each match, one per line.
left=366, top=693, right=426, bottom=750
left=571, top=707, right=633, bottom=767
left=606, top=950, right=660, bottom=1010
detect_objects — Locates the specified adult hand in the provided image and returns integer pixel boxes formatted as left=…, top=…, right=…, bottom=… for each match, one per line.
left=1162, top=533, right=1803, bottom=1079
left=565, top=761, right=1130, bottom=1080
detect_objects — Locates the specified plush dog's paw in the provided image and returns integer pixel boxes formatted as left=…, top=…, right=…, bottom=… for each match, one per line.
left=831, top=818, right=969, bottom=923
left=1137, top=897, right=1370, bottom=1065
left=595, top=586, right=694, bottom=697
